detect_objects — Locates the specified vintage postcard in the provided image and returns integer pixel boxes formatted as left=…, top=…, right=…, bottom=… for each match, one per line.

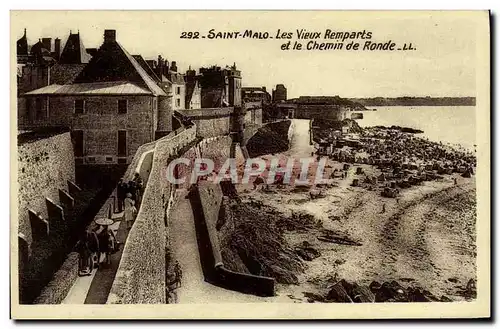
left=10, top=10, right=490, bottom=319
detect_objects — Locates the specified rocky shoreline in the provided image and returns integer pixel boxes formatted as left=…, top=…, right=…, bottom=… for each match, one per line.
left=225, top=121, right=477, bottom=303
left=372, top=125, right=424, bottom=134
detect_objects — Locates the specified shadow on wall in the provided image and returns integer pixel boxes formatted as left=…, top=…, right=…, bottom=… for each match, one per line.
left=187, top=184, right=275, bottom=297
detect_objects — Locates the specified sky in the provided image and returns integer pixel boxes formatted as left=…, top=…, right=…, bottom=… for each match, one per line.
left=11, top=11, right=481, bottom=99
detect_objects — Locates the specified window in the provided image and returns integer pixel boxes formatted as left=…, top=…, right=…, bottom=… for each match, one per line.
left=118, top=130, right=127, bottom=157
left=176, top=87, right=181, bottom=95
left=35, top=98, right=45, bottom=120
left=105, top=156, right=113, bottom=162
left=176, top=98, right=181, bottom=107
left=74, top=100, right=84, bottom=114
left=118, top=100, right=128, bottom=114
left=72, top=130, right=84, bottom=157
left=86, top=157, right=96, bottom=164
left=25, top=98, right=32, bottom=121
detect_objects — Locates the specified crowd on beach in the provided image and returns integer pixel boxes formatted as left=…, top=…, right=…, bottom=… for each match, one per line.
left=361, top=127, right=476, bottom=172
left=329, top=127, right=476, bottom=178
left=75, top=173, right=144, bottom=276
left=312, top=126, right=477, bottom=202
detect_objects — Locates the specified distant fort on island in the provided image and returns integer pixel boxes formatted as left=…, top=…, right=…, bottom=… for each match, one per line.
left=348, top=96, right=476, bottom=107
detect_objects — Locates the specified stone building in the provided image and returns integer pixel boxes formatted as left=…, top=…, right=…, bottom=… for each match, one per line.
left=20, top=29, right=171, bottom=165
left=143, top=56, right=186, bottom=111
left=17, top=30, right=91, bottom=95
left=242, top=86, right=271, bottom=105
left=167, top=62, right=186, bottom=111
left=272, top=84, right=287, bottom=102
left=199, top=64, right=241, bottom=108
left=184, top=68, right=201, bottom=109
left=285, top=96, right=349, bottom=121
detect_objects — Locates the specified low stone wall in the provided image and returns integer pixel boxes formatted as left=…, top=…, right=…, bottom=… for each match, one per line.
left=18, top=131, right=75, bottom=246
left=195, top=183, right=275, bottom=297
left=246, top=120, right=292, bottom=158
left=33, top=252, right=79, bottom=304
left=33, top=131, right=174, bottom=304
left=178, top=108, right=233, bottom=138
left=294, top=104, right=347, bottom=121
left=107, top=127, right=197, bottom=304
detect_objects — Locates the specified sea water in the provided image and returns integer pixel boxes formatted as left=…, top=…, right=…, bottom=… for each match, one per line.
left=357, top=106, right=476, bottom=151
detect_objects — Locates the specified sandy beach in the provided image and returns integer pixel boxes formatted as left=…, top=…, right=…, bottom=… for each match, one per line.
left=236, top=163, right=476, bottom=302
left=229, top=119, right=477, bottom=302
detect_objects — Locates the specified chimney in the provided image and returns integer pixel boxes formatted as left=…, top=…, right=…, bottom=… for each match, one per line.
left=104, top=29, right=116, bottom=43
left=54, top=38, right=61, bottom=60
left=164, top=60, right=169, bottom=76
left=262, top=86, right=266, bottom=92
left=42, top=38, right=52, bottom=51
left=170, top=61, right=177, bottom=72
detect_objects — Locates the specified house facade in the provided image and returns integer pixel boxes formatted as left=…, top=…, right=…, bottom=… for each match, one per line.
left=166, top=62, right=186, bottom=111
left=185, top=68, right=201, bottom=109
left=20, top=29, right=171, bottom=165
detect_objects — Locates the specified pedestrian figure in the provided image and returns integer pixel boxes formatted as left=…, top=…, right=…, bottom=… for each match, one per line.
left=76, top=231, right=93, bottom=276
left=116, top=179, right=126, bottom=212
left=124, top=193, right=137, bottom=230
left=133, top=173, right=143, bottom=207
left=382, top=203, right=386, bottom=213
left=454, top=177, right=458, bottom=185
left=174, top=261, right=183, bottom=288
left=128, top=180, right=137, bottom=203
left=87, top=229, right=100, bottom=269
left=96, top=219, right=116, bottom=266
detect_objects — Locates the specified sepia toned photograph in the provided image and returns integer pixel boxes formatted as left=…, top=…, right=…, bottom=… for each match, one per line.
left=10, top=10, right=490, bottom=319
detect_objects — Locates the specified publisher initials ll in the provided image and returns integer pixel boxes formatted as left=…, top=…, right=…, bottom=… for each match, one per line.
left=402, top=43, right=415, bottom=50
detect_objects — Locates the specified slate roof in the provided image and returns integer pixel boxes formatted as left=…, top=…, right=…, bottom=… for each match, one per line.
left=59, top=33, right=92, bottom=64
left=49, top=64, right=87, bottom=84
left=132, top=55, right=161, bottom=83
left=185, top=80, right=198, bottom=105
left=17, top=29, right=28, bottom=56
left=24, top=81, right=152, bottom=95
left=73, top=40, right=166, bottom=96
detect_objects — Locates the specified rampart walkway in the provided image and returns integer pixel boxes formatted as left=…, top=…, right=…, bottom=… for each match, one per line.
left=62, top=211, right=127, bottom=304
left=168, top=188, right=268, bottom=303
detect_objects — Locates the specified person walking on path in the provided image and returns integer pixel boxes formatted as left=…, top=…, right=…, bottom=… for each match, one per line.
left=76, top=231, right=93, bottom=276
left=133, top=173, right=143, bottom=207
left=128, top=180, right=137, bottom=203
left=174, top=261, right=183, bottom=289
left=87, top=229, right=100, bottom=269
left=124, top=193, right=137, bottom=230
left=116, top=179, right=126, bottom=213
left=96, top=219, right=116, bottom=266
left=381, top=203, right=386, bottom=213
